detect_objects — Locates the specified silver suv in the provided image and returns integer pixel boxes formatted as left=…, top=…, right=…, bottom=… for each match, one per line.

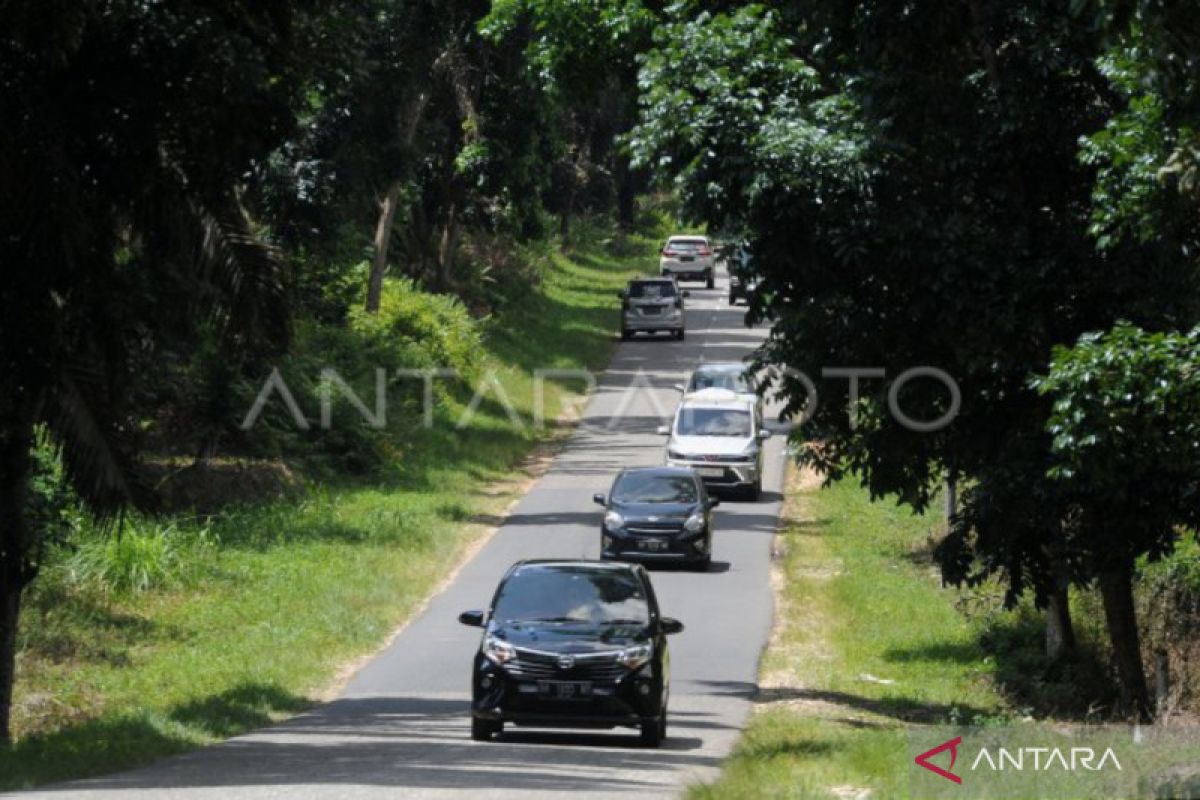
left=619, top=277, right=688, bottom=340
left=657, top=389, right=771, bottom=499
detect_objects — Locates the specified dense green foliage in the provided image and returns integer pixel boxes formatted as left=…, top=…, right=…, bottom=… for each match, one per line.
left=631, top=2, right=1200, bottom=718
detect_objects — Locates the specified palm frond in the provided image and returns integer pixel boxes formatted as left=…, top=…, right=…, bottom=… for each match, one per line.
left=191, top=191, right=290, bottom=354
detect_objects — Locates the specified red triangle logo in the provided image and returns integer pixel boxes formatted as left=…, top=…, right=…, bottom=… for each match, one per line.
left=915, top=736, right=963, bottom=784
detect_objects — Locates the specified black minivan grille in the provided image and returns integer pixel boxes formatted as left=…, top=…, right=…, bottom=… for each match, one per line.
left=504, top=649, right=628, bottom=683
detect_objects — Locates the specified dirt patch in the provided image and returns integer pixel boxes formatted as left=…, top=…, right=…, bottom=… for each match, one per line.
left=145, top=458, right=302, bottom=514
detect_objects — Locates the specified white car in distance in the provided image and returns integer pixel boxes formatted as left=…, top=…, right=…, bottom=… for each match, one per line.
left=659, top=235, right=715, bottom=288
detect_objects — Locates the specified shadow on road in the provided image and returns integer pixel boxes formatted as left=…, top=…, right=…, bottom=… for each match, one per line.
left=40, top=695, right=733, bottom=795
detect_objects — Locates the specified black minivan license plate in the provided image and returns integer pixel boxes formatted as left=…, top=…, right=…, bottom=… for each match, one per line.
left=538, top=680, right=592, bottom=699
left=638, top=538, right=669, bottom=552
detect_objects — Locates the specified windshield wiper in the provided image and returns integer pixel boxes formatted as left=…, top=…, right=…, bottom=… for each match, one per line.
left=600, top=618, right=649, bottom=626
left=511, top=616, right=588, bottom=624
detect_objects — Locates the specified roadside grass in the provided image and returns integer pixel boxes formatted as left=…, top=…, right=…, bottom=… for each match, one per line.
left=5, top=215, right=665, bottom=789
left=691, top=470, right=1009, bottom=800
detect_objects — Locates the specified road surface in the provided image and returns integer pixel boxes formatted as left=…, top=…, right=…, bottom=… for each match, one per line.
left=19, top=270, right=785, bottom=799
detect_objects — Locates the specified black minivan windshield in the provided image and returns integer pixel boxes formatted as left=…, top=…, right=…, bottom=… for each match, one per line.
left=612, top=472, right=698, bottom=504
left=493, top=565, right=649, bottom=624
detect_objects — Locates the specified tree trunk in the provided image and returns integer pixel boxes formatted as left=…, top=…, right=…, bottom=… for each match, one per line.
left=365, top=181, right=404, bottom=313
left=437, top=201, right=459, bottom=292
left=1044, top=528, right=1076, bottom=658
left=615, top=151, right=635, bottom=231
left=0, top=411, right=35, bottom=744
left=1045, top=578, right=1076, bottom=658
left=0, top=578, right=20, bottom=745
left=1098, top=563, right=1152, bottom=722
left=559, top=203, right=572, bottom=242
left=365, top=90, right=429, bottom=312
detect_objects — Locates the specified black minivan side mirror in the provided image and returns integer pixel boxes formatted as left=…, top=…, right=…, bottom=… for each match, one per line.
left=682, top=290, right=691, bottom=298
left=616, top=290, right=626, bottom=299
left=593, top=493, right=606, bottom=505
left=706, top=498, right=720, bottom=510
left=660, top=617, right=684, bottom=635
left=458, top=609, right=485, bottom=627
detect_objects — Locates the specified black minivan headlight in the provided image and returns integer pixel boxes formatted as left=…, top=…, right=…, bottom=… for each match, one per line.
left=617, top=643, right=653, bottom=670
left=483, top=635, right=516, bottom=665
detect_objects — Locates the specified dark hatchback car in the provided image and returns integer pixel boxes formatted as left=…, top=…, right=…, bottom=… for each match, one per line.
left=459, top=560, right=683, bottom=747
left=594, top=467, right=718, bottom=570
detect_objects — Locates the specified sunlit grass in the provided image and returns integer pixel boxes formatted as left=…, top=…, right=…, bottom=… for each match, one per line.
left=691, top=473, right=1008, bottom=799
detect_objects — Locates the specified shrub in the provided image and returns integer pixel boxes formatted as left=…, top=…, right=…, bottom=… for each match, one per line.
left=61, top=519, right=213, bottom=594
left=234, top=276, right=484, bottom=476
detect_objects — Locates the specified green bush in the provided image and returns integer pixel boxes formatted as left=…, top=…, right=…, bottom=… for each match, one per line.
left=25, top=429, right=82, bottom=549
left=235, top=276, right=483, bottom=476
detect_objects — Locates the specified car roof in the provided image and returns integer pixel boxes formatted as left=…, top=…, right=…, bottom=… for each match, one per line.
left=679, top=388, right=754, bottom=409
left=629, top=276, right=674, bottom=284
left=667, top=235, right=708, bottom=242
left=508, top=559, right=641, bottom=573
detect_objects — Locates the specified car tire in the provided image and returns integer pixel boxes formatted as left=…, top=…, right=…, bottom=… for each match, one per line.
left=693, top=555, right=711, bottom=572
left=728, top=293, right=736, bottom=305
left=640, top=714, right=665, bottom=748
left=620, top=328, right=631, bottom=340
left=676, top=328, right=686, bottom=341
left=747, top=478, right=762, bottom=501
left=471, top=717, right=500, bottom=741
left=706, top=270, right=715, bottom=289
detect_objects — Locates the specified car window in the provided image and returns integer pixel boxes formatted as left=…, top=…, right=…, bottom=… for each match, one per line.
left=667, top=239, right=705, bottom=252
left=628, top=281, right=676, bottom=299
left=689, top=369, right=753, bottom=394
left=677, top=407, right=752, bottom=437
left=612, top=472, right=699, bottom=504
left=493, top=566, right=649, bottom=624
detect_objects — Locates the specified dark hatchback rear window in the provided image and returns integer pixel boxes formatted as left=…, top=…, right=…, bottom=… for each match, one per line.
left=628, top=281, right=677, bottom=299
left=492, top=565, right=649, bottom=624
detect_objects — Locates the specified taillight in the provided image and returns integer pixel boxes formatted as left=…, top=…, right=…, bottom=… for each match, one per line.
left=662, top=248, right=676, bottom=257
left=698, top=246, right=711, bottom=256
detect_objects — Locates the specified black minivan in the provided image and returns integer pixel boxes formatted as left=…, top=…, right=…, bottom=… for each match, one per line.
left=458, top=560, right=684, bottom=747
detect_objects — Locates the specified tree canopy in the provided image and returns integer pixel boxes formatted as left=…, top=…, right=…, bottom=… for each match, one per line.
left=631, top=0, right=1200, bottom=718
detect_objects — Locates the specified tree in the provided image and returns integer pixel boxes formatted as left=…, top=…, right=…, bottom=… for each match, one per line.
left=631, top=1, right=1200, bottom=717
left=1033, top=324, right=1200, bottom=718
left=0, top=0, right=325, bottom=742
left=481, top=0, right=660, bottom=233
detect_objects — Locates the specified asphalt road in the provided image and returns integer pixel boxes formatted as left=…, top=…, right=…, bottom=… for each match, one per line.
left=19, top=270, right=785, bottom=799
